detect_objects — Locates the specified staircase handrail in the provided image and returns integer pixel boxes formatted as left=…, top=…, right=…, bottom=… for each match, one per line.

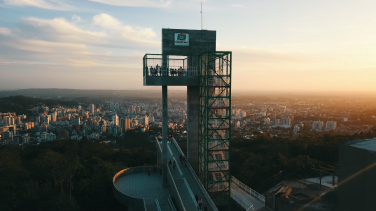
left=231, top=176, right=265, bottom=204
left=172, top=138, right=218, bottom=211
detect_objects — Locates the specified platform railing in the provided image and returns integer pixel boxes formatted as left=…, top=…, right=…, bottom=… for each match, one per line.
left=113, top=167, right=157, bottom=211
left=186, top=162, right=219, bottom=211
left=183, top=177, right=199, bottom=209
left=231, top=176, right=265, bottom=205
left=168, top=195, right=177, bottom=211
left=172, top=138, right=219, bottom=211
left=230, top=191, right=254, bottom=211
left=145, top=67, right=199, bottom=77
left=167, top=165, right=186, bottom=211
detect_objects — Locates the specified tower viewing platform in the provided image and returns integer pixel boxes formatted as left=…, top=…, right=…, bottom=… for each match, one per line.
left=143, top=54, right=200, bottom=86
left=114, top=28, right=266, bottom=211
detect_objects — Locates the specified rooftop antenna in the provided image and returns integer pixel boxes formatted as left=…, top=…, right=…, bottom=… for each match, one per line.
left=201, top=2, right=203, bottom=30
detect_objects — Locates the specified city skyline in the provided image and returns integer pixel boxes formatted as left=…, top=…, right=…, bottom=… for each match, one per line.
left=0, top=0, right=375, bottom=93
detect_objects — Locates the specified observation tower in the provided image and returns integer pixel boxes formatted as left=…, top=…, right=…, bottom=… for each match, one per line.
left=143, top=29, right=232, bottom=206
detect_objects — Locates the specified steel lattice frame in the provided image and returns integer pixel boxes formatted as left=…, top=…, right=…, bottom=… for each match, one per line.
left=198, top=51, right=232, bottom=206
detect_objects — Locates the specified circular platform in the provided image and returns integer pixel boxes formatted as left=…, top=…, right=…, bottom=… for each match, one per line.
left=113, top=166, right=173, bottom=210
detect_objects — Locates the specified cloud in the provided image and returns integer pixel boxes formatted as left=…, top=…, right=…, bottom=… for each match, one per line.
left=231, top=4, right=245, bottom=8
left=93, top=13, right=121, bottom=30
left=71, top=15, right=81, bottom=23
left=89, top=0, right=171, bottom=8
left=23, top=17, right=106, bottom=39
left=0, top=27, right=11, bottom=35
left=0, top=13, right=160, bottom=78
left=2, top=38, right=88, bottom=54
left=92, top=13, right=158, bottom=45
left=2, top=0, right=75, bottom=10
left=22, top=17, right=106, bottom=43
left=18, top=15, right=158, bottom=48
left=228, top=47, right=316, bottom=69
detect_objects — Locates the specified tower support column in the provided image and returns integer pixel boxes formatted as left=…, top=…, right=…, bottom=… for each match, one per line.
left=187, top=86, right=199, bottom=174
left=162, top=86, right=168, bottom=186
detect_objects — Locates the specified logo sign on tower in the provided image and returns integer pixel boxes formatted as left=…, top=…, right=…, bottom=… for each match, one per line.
left=174, top=33, right=189, bottom=46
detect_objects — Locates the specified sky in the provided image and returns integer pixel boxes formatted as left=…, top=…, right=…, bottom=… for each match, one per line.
left=0, top=0, right=375, bottom=93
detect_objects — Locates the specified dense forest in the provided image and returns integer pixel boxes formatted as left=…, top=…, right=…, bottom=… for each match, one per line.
left=1, top=127, right=376, bottom=210
left=231, top=129, right=376, bottom=193
left=0, top=130, right=156, bottom=211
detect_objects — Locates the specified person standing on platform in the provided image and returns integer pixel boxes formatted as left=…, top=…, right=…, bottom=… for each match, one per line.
left=195, top=193, right=199, bottom=203
left=182, top=156, right=186, bottom=166
left=173, top=160, right=176, bottom=169
left=198, top=198, right=203, bottom=210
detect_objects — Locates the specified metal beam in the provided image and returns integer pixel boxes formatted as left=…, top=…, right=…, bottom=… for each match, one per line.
left=162, top=86, right=168, bottom=186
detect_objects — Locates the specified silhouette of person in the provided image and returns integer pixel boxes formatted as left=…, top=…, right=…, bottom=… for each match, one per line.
left=198, top=198, right=203, bottom=210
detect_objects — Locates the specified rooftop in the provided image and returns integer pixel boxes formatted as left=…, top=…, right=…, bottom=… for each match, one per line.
left=349, top=137, right=376, bottom=152
left=114, top=169, right=174, bottom=210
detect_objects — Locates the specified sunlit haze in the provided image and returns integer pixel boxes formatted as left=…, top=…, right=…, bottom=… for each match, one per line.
left=0, top=0, right=375, bottom=93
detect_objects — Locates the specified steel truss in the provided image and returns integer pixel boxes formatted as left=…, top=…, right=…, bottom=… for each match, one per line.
left=198, top=51, right=232, bottom=206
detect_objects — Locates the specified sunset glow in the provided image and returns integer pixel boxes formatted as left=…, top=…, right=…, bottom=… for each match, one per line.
left=0, top=0, right=375, bottom=93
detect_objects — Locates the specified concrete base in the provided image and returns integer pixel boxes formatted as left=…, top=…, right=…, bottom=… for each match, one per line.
left=162, top=86, right=168, bottom=186
left=187, top=86, right=199, bottom=174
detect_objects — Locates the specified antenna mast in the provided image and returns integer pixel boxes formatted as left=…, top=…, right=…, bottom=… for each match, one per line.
left=201, top=2, right=203, bottom=30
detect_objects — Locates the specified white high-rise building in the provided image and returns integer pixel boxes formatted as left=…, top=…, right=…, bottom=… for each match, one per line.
left=293, top=125, right=300, bottom=134
left=312, top=121, right=324, bottom=131
left=281, top=117, right=292, bottom=128
left=112, top=114, right=119, bottom=126
left=89, top=104, right=95, bottom=114
left=235, top=121, right=241, bottom=128
left=17, top=116, right=22, bottom=125
left=144, top=116, right=149, bottom=126
left=74, top=117, right=80, bottom=125
left=51, top=113, right=57, bottom=122
left=110, top=102, right=114, bottom=111
left=41, top=115, right=49, bottom=125
left=120, top=118, right=125, bottom=132
left=4, top=116, right=14, bottom=126
left=126, top=118, right=131, bottom=130
left=137, top=106, right=141, bottom=115
left=326, top=121, right=337, bottom=131
left=272, top=119, right=280, bottom=127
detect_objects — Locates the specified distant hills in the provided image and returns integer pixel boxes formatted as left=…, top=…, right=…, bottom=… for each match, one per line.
left=0, top=95, right=78, bottom=114
left=0, top=89, right=186, bottom=100
left=0, top=89, right=191, bottom=114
